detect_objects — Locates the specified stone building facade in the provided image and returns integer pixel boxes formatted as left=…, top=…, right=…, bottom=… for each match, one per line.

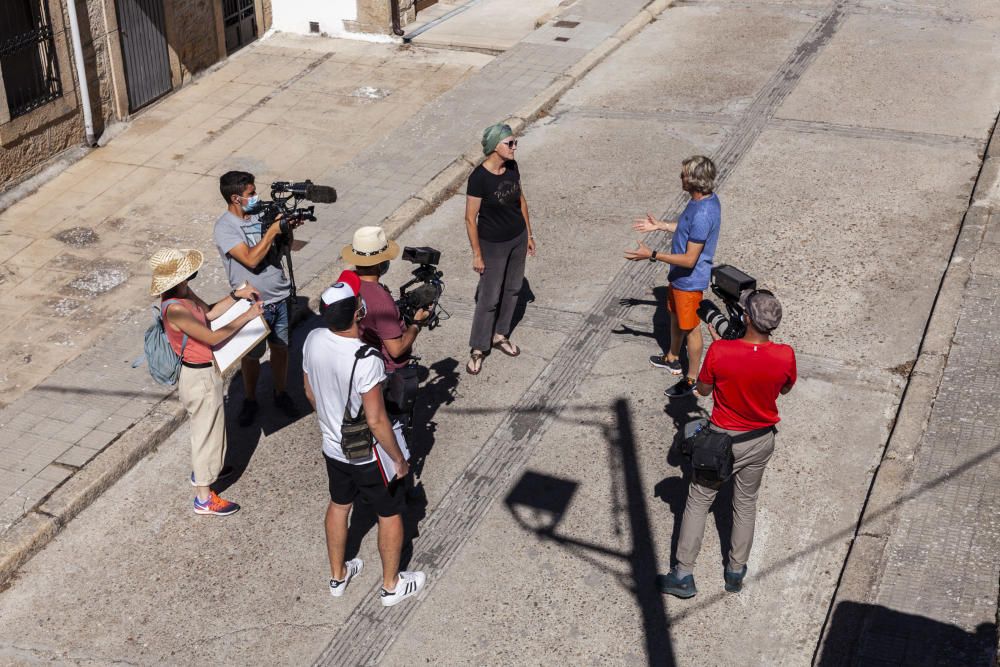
left=0, top=0, right=273, bottom=191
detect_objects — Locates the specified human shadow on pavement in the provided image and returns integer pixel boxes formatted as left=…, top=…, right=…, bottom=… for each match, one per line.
left=408, top=357, right=460, bottom=481
left=817, top=601, right=997, bottom=666
left=504, top=399, right=676, bottom=667
left=215, top=308, right=323, bottom=494
left=614, top=286, right=673, bottom=361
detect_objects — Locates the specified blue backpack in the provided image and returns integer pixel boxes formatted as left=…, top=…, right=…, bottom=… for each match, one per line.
left=142, top=299, right=189, bottom=386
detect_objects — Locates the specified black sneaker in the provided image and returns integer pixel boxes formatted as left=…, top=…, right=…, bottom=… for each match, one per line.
left=664, top=377, right=697, bottom=399
left=238, top=399, right=258, bottom=427
left=274, top=392, right=300, bottom=419
left=649, top=355, right=683, bottom=375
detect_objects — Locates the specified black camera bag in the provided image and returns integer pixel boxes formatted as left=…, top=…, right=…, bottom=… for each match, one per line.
left=689, top=428, right=734, bottom=483
left=685, top=424, right=776, bottom=483
left=340, top=346, right=380, bottom=461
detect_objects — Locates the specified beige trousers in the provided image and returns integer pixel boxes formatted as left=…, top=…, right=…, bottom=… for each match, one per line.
left=178, top=365, right=227, bottom=487
left=675, top=428, right=775, bottom=571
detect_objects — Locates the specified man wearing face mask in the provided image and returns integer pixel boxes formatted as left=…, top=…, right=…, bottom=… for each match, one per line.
left=214, top=170, right=299, bottom=426
left=342, top=227, right=430, bottom=421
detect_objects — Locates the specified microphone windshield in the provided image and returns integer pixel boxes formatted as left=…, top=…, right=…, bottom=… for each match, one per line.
left=306, top=184, right=337, bottom=203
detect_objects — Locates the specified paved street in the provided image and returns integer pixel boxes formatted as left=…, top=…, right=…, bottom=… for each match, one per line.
left=1, top=0, right=999, bottom=665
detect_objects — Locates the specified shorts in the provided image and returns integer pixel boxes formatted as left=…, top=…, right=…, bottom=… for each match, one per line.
left=667, top=286, right=703, bottom=331
left=247, top=299, right=290, bottom=359
left=324, top=454, right=405, bottom=517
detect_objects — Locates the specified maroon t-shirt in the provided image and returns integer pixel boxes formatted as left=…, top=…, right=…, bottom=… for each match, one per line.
left=697, top=339, right=797, bottom=431
left=358, top=280, right=407, bottom=372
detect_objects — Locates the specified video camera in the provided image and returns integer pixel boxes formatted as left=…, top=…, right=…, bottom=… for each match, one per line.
left=247, top=179, right=337, bottom=311
left=696, top=264, right=756, bottom=340
left=396, top=246, right=446, bottom=329
left=249, top=180, right=337, bottom=235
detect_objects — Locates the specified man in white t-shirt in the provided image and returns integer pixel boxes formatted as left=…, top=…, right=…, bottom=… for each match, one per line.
left=302, top=270, right=426, bottom=607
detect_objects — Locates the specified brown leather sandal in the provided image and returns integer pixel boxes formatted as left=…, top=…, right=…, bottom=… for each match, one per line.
left=466, top=350, right=485, bottom=375
left=491, top=336, right=520, bottom=357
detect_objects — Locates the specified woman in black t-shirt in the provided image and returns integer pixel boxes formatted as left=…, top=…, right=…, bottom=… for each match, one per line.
left=463, top=122, right=537, bottom=375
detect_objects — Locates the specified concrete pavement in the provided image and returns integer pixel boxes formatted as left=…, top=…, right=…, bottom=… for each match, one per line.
left=0, top=0, right=999, bottom=665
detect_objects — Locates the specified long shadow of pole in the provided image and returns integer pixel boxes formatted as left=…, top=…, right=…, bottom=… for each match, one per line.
left=613, top=398, right=676, bottom=667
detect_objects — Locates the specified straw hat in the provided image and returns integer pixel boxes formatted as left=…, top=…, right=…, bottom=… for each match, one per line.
left=341, top=226, right=399, bottom=266
left=149, top=248, right=204, bottom=295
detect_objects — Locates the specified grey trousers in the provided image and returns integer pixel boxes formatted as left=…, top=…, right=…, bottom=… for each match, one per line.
left=469, top=229, right=528, bottom=351
left=675, top=427, right=776, bottom=572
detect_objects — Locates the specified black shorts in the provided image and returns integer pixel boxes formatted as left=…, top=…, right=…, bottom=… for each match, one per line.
left=324, top=454, right=405, bottom=517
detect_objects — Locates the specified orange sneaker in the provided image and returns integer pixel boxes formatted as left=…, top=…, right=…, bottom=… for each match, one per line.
left=193, top=490, right=240, bottom=516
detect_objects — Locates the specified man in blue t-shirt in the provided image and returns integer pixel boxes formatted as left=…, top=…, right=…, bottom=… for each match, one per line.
left=625, top=156, right=721, bottom=398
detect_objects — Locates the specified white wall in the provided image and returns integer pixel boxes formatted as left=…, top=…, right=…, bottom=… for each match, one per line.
left=270, top=0, right=358, bottom=37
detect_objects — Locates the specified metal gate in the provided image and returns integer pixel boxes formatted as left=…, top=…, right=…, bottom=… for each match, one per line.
left=223, top=0, right=257, bottom=54
left=115, top=0, right=172, bottom=113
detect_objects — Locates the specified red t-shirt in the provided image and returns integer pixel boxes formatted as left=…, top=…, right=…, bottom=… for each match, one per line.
left=358, top=280, right=407, bottom=372
left=697, top=339, right=796, bottom=431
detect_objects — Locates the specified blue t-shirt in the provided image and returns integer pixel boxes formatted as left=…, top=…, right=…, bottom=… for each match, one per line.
left=667, top=194, right=721, bottom=292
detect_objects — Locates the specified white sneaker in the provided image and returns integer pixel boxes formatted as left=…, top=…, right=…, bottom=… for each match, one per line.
left=329, top=558, right=363, bottom=597
left=379, top=570, right=426, bottom=607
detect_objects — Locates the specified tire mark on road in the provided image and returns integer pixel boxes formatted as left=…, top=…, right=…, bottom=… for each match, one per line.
left=316, top=3, right=852, bottom=665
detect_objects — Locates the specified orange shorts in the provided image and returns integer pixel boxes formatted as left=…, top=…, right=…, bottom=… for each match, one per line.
left=667, top=286, right=703, bottom=330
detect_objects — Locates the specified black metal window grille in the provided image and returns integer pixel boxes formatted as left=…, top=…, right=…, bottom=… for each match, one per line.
left=223, top=0, right=257, bottom=54
left=0, top=0, right=62, bottom=119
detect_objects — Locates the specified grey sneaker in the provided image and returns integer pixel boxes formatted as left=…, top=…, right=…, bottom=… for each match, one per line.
left=657, top=571, right=697, bottom=599
left=330, top=558, right=364, bottom=597
left=724, top=565, right=747, bottom=593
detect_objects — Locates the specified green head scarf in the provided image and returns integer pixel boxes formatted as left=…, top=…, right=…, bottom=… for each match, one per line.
left=482, top=123, right=513, bottom=155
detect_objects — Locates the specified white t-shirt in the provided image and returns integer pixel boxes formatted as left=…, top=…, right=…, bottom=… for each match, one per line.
left=302, top=329, right=386, bottom=463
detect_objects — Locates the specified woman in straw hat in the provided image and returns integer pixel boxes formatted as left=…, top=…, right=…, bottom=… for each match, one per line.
left=150, top=248, right=263, bottom=516
left=464, top=122, right=536, bottom=375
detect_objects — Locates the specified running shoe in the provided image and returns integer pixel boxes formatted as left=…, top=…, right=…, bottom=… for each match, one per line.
left=238, top=399, right=258, bottom=427
left=380, top=570, right=426, bottom=607
left=274, top=392, right=300, bottom=419
left=330, top=559, right=364, bottom=597
left=657, top=571, right=697, bottom=599
left=193, top=491, right=240, bottom=516
left=649, top=355, right=682, bottom=375
left=664, top=377, right=697, bottom=399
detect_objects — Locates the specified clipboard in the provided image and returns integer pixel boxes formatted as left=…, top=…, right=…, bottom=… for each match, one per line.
left=211, top=299, right=270, bottom=374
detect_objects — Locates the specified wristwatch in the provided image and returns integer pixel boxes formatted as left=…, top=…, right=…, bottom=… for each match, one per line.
left=649, top=250, right=658, bottom=262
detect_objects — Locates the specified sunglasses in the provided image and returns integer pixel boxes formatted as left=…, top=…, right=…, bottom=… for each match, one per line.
left=502, top=139, right=518, bottom=149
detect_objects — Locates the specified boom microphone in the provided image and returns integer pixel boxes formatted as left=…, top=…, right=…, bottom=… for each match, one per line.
left=305, top=184, right=337, bottom=204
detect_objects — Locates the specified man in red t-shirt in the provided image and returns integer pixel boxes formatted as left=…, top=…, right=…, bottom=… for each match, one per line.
left=659, top=289, right=795, bottom=599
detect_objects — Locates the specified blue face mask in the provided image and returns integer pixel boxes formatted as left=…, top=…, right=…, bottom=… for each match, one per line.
left=241, top=194, right=259, bottom=212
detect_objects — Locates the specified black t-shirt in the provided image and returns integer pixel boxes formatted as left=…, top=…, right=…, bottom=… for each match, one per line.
left=466, top=160, right=526, bottom=243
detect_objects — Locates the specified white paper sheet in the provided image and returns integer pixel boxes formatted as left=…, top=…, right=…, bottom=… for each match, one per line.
left=211, top=299, right=269, bottom=374
left=373, top=422, right=411, bottom=484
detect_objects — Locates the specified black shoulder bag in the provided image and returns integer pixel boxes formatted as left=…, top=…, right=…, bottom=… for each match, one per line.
left=682, top=422, right=776, bottom=484
left=340, top=346, right=379, bottom=461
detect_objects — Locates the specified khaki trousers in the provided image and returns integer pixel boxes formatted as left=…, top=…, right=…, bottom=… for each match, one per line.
left=178, top=365, right=227, bottom=487
left=675, top=428, right=775, bottom=571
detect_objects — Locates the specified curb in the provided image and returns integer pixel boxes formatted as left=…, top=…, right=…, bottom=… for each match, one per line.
left=814, top=112, right=999, bottom=660
left=0, top=398, right=184, bottom=588
left=0, top=0, right=674, bottom=589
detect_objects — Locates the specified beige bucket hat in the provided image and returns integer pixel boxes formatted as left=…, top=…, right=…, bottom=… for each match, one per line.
left=341, top=226, right=400, bottom=266
left=149, top=248, right=204, bottom=295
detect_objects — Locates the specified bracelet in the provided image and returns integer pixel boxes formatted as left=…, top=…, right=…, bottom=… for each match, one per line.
left=229, top=289, right=239, bottom=301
